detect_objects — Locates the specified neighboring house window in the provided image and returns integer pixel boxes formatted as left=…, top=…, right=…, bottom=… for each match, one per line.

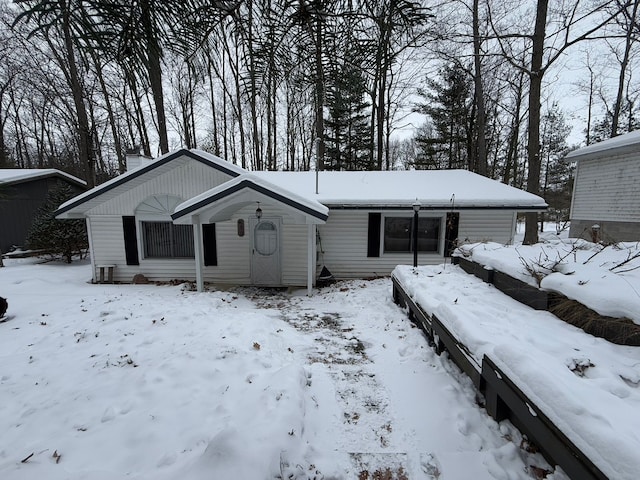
left=136, top=195, right=193, bottom=259
left=142, top=221, right=194, bottom=258
left=383, top=216, right=441, bottom=253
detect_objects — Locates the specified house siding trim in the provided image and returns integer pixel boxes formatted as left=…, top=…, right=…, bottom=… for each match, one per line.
left=324, top=204, right=546, bottom=211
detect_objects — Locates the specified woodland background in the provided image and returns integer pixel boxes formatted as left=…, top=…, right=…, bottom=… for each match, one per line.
left=0, top=0, right=638, bottom=242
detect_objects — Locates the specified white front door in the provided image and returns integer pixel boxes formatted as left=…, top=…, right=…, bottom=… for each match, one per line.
left=250, top=217, right=281, bottom=286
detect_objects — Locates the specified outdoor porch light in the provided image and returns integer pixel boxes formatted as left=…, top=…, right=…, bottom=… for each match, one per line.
left=256, top=203, right=263, bottom=220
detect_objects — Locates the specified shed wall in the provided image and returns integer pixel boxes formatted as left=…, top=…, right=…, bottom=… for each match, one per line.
left=570, top=152, right=640, bottom=223
left=0, top=177, right=85, bottom=252
left=569, top=219, right=640, bottom=243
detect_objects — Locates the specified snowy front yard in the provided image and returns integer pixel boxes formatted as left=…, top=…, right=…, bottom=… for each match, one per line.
left=0, top=259, right=544, bottom=480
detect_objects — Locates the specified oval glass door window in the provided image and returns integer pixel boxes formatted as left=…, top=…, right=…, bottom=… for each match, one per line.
left=255, top=221, right=277, bottom=256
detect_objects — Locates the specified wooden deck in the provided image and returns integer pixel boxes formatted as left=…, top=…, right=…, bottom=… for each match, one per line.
left=392, top=275, right=607, bottom=480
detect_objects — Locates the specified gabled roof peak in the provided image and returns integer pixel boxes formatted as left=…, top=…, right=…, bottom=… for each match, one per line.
left=0, top=168, right=86, bottom=187
left=56, top=149, right=244, bottom=218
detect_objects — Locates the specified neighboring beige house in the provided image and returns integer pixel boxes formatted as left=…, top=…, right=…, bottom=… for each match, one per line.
left=567, top=130, right=640, bottom=242
left=56, top=149, right=546, bottom=292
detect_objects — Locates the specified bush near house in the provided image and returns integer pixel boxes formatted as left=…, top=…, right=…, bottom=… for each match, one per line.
left=26, top=183, right=88, bottom=263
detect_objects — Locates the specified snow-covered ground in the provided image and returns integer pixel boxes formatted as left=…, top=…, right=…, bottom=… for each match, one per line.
left=0, top=259, right=548, bottom=480
left=458, top=236, right=640, bottom=324
left=394, top=235, right=640, bottom=480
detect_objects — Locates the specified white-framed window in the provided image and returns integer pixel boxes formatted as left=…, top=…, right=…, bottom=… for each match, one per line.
left=141, top=221, right=194, bottom=258
left=383, top=215, right=442, bottom=253
left=135, top=195, right=194, bottom=259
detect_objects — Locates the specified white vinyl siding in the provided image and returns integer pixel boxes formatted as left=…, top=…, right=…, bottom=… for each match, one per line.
left=571, top=153, right=640, bottom=223
left=87, top=160, right=234, bottom=216
left=457, top=210, right=516, bottom=245
left=318, top=209, right=516, bottom=279
left=281, top=224, right=308, bottom=286
left=202, top=204, right=308, bottom=286
left=89, top=202, right=312, bottom=286
left=87, top=186, right=517, bottom=285
left=88, top=215, right=196, bottom=282
left=315, top=210, right=427, bottom=279
left=203, top=219, right=251, bottom=284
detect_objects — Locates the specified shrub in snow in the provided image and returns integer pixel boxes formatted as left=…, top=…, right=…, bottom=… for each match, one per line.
left=25, top=183, right=88, bottom=263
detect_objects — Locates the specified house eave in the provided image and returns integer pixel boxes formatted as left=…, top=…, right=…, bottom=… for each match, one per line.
left=0, top=170, right=87, bottom=189
left=323, top=203, right=548, bottom=212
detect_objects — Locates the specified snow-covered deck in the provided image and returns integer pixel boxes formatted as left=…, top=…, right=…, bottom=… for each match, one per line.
left=392, top=263, right=640, bottom=480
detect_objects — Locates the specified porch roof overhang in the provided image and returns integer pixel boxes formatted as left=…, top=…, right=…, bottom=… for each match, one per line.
left=171, top=174, right=329, bottom=225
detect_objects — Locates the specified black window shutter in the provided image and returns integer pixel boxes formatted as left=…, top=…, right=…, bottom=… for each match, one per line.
left=122, top=216, right=139, bottom=265
left=445, top=212, right=460, bottom=257
left=202, top=223, right=217, bottom=266
left=367, top=213, right=381, bottom=257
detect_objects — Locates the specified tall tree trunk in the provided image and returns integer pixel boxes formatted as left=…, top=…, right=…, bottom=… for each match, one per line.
left=0, top=110, right=6, bottom=167
left=246, top=0, right=262, bottom=169
left=61, top=6, right=95, bottom=187
left=611, top=0, right=639, bottom=137
left=226, top=31, right=247, bottom=168
left=523, top=0, right=548, bottom=245
left=314, top=12, right=325, bottom=172
left=585, top=59, right=595, bottom=145
left=141, top=1, right=169, bottom=155
left=91, top=51, right=125, bottom=173
left=207, top=58, right=221, bottom=157
left=127, top=77, right=152, bottom=156
left=0, top=83, right=8, bottom=167
left=472, top=0, right=488, bottom=176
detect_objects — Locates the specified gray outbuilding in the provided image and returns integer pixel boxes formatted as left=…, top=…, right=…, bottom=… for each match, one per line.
left=0, top=169, right=86, bottom=253
left=567, top=130, right=640, bottom=242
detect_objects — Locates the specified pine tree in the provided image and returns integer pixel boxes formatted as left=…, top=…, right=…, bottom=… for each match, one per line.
left=325, top=46, right=372, bottom=171
left=414, top=64, right=473, bottom=170
left=590, top=103, right=639, bottom=144
left=540, top=104, right=572, bottom=229
left=26, top=183, right=88, bottom=263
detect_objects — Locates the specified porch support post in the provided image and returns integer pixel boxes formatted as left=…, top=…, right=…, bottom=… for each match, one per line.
left=307, top=223, right=316, bottom=296
left=86, top=217, right=97, bottom=283
left=192, top=214, right=204, bottom=292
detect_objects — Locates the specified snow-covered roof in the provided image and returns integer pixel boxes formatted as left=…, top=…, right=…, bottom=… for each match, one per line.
left=566, top=129, right=640, bottom=160
left=56, top=149, right=243, bottom=219
left=0, top=168, right=86, bottom=187
left=253, top=170, right=547, bottom=210
left=172, top=174, right=329, bottom=224
left=56, top=149, right=546, bottom=219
